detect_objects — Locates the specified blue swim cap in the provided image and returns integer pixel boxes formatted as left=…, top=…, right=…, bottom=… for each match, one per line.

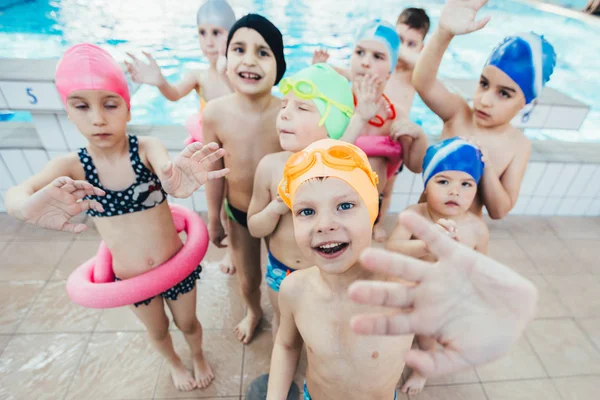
left=485, top=32, right=556, bottom=104
left=355, top=19, right=400, bottom=74
left=422, top=138, right=484, bottom=188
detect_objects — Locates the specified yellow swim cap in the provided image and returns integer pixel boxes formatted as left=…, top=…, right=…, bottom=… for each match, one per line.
left=278, top=138, right=380, bottom=225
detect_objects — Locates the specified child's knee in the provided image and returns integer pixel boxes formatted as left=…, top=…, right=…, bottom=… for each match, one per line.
left=240, top=276, right=261, bottom=295
left=174, top=317, right=200, bottom=335
left=147, top=318, right=170, bottom=341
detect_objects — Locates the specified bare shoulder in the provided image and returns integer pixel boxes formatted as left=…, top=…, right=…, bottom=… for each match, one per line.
left=137, top=135, right=163, bottom=149
left=279, top=267, right=316, bottom=303
left=508, top=127, right=531, bottom=153
left=405, top=203, right=428, bottom=217
left=467, top=212, right=489, bottom=235
left=202, top=93, right=236, bottom=122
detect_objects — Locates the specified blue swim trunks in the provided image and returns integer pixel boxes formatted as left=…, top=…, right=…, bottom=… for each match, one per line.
left=303, top=381, right=397, bottom=399
left=265, top=251, right=295, bottom=292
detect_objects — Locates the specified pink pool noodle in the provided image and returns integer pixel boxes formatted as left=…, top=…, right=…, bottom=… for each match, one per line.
left=355, top=135, right=403, bottom=179
left=184, top=113, right=203, bottom=145
left=67, top=204, right=209, bottom=309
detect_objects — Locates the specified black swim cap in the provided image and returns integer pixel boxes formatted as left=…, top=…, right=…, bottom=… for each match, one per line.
left=226, top=14, right=286, bottom=85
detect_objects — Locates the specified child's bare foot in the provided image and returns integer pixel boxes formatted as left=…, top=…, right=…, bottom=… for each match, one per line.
left=401, top=370, right=427, bottom=396
left=193, top=351, right=215, bottom=389
left=234, top=310, right=262, bottom=344
left=373, top=224, right=388, bottom=242
left=219, top=251, right=236, bottom=275
left=170, top=362, right=197, bottom=391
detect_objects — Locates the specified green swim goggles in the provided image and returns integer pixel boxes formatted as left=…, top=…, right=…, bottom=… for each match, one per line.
left=279, top=77, right=354, bottom=127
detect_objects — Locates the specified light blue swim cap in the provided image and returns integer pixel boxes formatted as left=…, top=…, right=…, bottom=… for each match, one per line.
left=196, top=0, right=236, bottom=31
left=422, top=137, right=484, bottom=188
left=355, top=19, right=400, bottom=74
left=485, top=32, right=556, bottom=104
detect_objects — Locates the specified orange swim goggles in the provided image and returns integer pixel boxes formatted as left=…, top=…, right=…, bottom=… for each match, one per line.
left=278, top=142, right=379, bottom=207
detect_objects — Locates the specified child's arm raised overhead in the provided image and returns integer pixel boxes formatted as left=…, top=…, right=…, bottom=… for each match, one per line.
left=201, top=102, right=228, bottom=248
left=266, top=276, right=304, bottom=399
left=412, top=0, right=490, bottom=122
left=4, top=155, right=105, bottom=233
left=340, top=75, right=382, bottom=143
left=126, top=52, right=199, bottom=102
left=479, top=140, right=531, bottom=219
left=143, top=137, right=229, bottom=199
left=386, top=207, right=430, bottom=258
left=247, top=156, right=290, bottom=239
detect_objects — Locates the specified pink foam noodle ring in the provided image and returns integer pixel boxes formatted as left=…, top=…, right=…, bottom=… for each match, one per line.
left=66, top=204, right=209, bottom=309
left=185, top=113, right=203, bottom=145
left=355, top=135, right=403, bottom=179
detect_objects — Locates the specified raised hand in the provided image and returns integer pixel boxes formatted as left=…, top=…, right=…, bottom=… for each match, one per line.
left=348, top=211, right=538, bottom=378
left=125, top=51, right=166, bottom=87
left=439, top=0, right=491, bottom=36
left=354, top=74, right=385, bottom=121
left=312, top=49, right=330, bottom=64
left=20, top=177, right=105, bottom=233
left=162, top=142, right=229, bottom=198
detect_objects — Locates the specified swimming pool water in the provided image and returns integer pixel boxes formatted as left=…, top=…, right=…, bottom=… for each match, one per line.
left=1, top=0, right=599, bottom=142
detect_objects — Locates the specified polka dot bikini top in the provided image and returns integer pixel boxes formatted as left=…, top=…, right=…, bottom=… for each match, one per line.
left=79, top=135, right=166, bottom=217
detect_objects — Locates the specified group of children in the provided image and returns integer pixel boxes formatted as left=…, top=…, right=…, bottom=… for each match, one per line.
left=4, top=0, right=557, bottom=398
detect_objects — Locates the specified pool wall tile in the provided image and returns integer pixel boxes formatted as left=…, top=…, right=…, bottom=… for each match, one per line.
left=525, top=197, right=546, bottom=216
left=22, top=149, right=49, bottom=175
left=394, top=171, right=415, bottom=194
left=0, top=150, right=32, bottom=184
left=535, top=164, right=564, bottom=197
left=568, top=165, right=598, bottom=197
left=520, top=162, right=547, bottom=196
left=550, top=164, right=581, bottom=197
left=541, top=198, right=561, bottom=216
left=0, top=154, right=15, bottom=189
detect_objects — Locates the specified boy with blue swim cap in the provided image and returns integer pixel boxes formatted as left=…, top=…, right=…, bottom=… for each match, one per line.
left=413, top=0, right=556, bottom=220
left=387, top=137, right=489, bottom=395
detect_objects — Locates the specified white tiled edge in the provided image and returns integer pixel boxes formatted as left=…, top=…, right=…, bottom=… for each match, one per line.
left=1, top=153, right=600, bottom=216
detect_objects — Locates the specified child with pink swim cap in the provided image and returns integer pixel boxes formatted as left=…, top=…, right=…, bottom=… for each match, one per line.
left=4, top=43, right=229, bottom=392
left=126, top=0, right=239, bottom=276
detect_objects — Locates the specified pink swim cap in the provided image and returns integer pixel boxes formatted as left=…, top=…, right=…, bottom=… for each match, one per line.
left=55, top=43, right=130, bottom=109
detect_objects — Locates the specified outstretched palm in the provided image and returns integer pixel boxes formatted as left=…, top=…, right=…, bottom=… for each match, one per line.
left=439, top=0, right=491, bottom=36
left=162, top=142, right=229, bottom=198
left=125, top=51, right=165, bottom=87
left=348, top=211, right=537, bottom=377
left=354, top=74, right=384, bottom=121
left=21, top=177, right=105, bottom=233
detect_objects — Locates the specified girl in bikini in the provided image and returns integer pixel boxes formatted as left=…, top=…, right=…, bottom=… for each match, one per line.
left=4, top=44, right=228, bottom=392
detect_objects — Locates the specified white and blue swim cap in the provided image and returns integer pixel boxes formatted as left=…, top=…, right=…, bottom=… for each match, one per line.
left=422, top=138, right=484, bottom=188
left=355, top=19, right=401, bottom=74
left=485, top=32, right=556, bottom=104
left=196, top=0, right=236, bottom=31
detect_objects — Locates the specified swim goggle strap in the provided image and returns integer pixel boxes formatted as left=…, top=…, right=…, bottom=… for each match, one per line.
left=279, top=77, right=354, bottom=127
left=278, top=144, right=379, bottom=207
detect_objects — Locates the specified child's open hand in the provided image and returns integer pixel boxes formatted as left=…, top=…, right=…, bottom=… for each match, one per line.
left=439, top=0, right=491, bottom=36
left=125, top=51, right=165, bottom=87
left=354, top=74, right=385, bottom=122
left=312, top=49, right=330, bottom=64
left=348, top=211, right=538, bottom=378
left=21, top=177, right=105, bottom=233
left=391, top=119, right=425, bottom=142
left=162, top=142, right=230, bottom=198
